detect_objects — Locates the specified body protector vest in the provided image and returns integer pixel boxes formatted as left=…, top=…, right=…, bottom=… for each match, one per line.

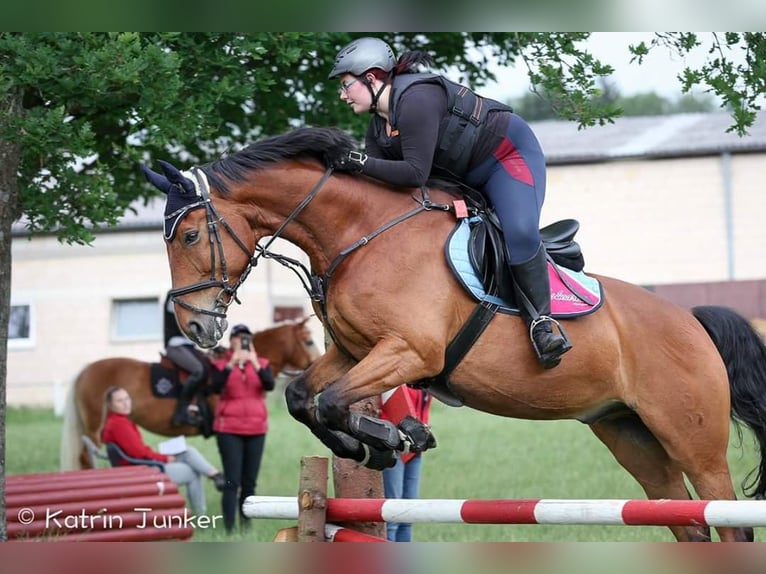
left=389, top=73, right=513, bottom=177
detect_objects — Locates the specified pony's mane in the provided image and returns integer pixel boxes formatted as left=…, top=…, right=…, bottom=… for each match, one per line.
left=203, top=127, right=357, bottom=193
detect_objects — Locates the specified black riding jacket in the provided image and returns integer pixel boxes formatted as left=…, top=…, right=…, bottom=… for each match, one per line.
left=362, top=73, right=513, bottom=186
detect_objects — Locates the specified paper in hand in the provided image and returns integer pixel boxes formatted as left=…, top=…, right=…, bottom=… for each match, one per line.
left=158, top=435, right=187, bottom=455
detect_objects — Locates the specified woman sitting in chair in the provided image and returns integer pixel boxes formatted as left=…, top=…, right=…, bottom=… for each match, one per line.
left=101, top=386, right=225, bottom=515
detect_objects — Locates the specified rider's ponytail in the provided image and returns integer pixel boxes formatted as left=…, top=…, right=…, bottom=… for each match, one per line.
left=392, top=51, right=434, bottom=76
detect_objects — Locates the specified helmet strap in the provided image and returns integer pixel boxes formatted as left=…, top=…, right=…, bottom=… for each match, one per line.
left=367, top=81, right=389, bottom=114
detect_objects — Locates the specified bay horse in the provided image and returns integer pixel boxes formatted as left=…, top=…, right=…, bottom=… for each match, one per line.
left=61, top=319, right=319, bottom=470
left=143, top=126, right=766, bottom=542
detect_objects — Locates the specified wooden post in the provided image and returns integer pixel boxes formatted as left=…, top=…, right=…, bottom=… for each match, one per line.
left=296, top=455, right=328, bottom=542
left=332, top=397, right=386, bottom=539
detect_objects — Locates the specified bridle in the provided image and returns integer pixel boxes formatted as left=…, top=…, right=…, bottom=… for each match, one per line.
left=166, top=167, right=256, bottom=319
left=166, top=167, right=334, bottom=319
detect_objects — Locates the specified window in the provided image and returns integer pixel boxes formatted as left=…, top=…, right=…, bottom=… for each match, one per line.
left=112, top=298, right=161, bottom=340
left=8, top=303, right=33, bottom=348
left=273, top=305, right=305, bottom=323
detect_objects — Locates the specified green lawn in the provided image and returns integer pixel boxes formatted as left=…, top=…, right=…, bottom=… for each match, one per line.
left=6, top=395, right=762, bottom=542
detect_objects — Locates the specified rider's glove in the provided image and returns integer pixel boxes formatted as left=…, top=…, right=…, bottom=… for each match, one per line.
left=332, top=150, right=367, bottom=174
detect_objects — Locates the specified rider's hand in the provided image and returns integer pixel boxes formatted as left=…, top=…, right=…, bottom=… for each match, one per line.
left=331, top=151, right=367, bottom=173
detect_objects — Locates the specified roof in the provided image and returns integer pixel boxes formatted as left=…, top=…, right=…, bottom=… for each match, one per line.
left=533, top=110, right=766, bottom=164
left=12, top=110, right=766, bottom=236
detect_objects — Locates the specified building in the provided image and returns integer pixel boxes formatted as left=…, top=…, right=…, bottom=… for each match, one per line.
left=8, top=111, right=766, bottom=407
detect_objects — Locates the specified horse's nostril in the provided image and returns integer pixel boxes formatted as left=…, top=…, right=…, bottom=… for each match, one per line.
left=188, top=321, right=202, bottom=338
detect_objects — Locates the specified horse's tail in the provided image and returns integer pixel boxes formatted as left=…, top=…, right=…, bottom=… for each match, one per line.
left=59, top=374, right=85, bottom=471
left=692, top=305, right=766, bottom=499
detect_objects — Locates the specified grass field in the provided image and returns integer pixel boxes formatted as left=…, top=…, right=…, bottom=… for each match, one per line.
left=6, top=393, right=763, bottom=542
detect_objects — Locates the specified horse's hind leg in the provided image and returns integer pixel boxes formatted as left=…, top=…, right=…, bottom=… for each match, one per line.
left=590, top=415, right=712, bottom=542
left=635, top=372, right=754, bottom=542
left=76, top=389, right=105, bottom=469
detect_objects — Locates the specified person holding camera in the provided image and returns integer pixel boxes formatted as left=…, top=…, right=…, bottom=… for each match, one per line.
left=210, top=323, right=275, bottom=533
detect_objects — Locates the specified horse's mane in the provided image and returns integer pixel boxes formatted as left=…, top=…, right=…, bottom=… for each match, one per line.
left=203, top=127, right=356, bottom=193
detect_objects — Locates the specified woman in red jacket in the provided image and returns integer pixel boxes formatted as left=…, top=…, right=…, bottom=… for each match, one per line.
left=211, top=324, right=275, bottom=533
left=101, top=386, right=224, bottom=515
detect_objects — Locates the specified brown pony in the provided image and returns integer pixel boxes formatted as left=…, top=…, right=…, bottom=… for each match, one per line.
left=61, top=319, right=319, bottom=470
left=143, top=127, right=766, bottom=542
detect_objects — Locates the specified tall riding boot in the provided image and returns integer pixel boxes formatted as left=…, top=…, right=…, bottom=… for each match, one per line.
left=511, top=243, right=572, bottom=369
left=173, top=372, right=204, bottom=426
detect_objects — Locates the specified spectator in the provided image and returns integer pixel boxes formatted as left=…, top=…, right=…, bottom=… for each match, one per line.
left=381, top=385, right=432, bottom=542
left=210, top=324, right=275, bottom=533
left=101, top=385, right=225, bottom=515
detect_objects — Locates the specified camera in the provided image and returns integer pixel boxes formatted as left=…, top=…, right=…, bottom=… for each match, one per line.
left=239, top=334, right=252, bottom=351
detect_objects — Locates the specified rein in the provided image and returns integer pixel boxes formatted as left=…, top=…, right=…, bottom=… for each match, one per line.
left=309, top=185, right=451, bottom=356
left=169, top=165, right=453, bottom=358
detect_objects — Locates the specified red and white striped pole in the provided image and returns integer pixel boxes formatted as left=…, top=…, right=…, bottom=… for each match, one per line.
left=243, top=496, right=766, bottom=527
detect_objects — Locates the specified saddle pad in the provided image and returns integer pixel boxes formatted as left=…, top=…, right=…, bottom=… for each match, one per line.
left=150, top=363, right=181, bottom=398
left=446, top=218, right=604, bottom=318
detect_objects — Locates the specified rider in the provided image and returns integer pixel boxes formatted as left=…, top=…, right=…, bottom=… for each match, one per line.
left=327, top=37, right=571, bottom=369
left=164, top=291, right=206, bottom=426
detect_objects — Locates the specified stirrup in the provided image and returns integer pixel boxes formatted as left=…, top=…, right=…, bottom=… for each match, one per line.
left=528, top=316, right=572, bottom=366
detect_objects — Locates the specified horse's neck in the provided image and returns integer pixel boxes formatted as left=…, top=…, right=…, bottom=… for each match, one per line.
left=248, top=168, right=412, bottom=274
left=253, top=330, right=288, bottom=373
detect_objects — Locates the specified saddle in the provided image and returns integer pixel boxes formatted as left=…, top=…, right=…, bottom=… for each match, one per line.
left=413, top=179, right=595, bottom=407
left=469, top=214, right=585, bottom=304
left=150, top=354, right=215, bottom=438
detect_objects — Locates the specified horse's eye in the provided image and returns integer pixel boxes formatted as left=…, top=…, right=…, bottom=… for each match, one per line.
left=183, top=230, right=199, bottom=246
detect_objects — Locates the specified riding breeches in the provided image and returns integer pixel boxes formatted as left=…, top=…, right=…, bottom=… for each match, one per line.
left=464, top=113, right=547, bottom=265
left=166, top=344, right=205, bottom=378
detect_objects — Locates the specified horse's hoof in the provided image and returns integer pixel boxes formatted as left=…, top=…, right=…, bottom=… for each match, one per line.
left=359, top=445, right=398, bottom=470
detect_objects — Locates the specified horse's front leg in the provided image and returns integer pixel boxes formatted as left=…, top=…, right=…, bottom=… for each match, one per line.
left=315, top=337, right=438, bottom=456
left=284, top=344, right=396, bottom=470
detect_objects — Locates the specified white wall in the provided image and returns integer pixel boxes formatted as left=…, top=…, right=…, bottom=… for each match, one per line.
left=541, top=154, right=766, bottom=285
left=8, top=230, right=323, bottom=407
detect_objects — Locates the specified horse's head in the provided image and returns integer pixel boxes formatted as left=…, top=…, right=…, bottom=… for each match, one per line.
left=286, top=317, right=322, bottom=373
left=252, top=317, right=322, bottom=376
left=142, top=160, right=256, bottom=348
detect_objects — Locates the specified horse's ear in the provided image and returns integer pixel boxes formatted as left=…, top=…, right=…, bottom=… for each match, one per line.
left=141, top=164, right=173, bottom=195
left=157, top=159, right=196, bottom=195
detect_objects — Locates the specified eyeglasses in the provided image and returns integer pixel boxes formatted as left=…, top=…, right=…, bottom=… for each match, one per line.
left=339, top=78, right=358, bottom=94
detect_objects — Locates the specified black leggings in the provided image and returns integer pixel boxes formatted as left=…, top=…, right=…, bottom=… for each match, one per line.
left=216, top=432, right=266, bottom=532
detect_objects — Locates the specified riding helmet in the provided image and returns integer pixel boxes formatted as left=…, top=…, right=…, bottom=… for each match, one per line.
left=328, top=37, right=396, bottom=79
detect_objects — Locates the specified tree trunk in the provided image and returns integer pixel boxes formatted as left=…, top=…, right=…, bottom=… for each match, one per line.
left=0, top=89, right=23, bottom=542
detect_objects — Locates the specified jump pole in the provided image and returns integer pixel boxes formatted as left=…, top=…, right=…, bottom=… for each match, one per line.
left=244, top=496, right=766, bottom=528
